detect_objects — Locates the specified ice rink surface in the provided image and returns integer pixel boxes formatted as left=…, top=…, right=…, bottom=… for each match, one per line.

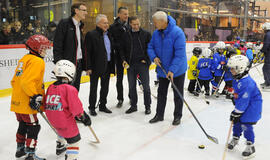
left=1, top=64, right=269, bottom=160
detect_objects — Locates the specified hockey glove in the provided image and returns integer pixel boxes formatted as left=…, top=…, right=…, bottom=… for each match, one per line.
left=223, top=65, right=228, bottom=72
left=77, top=111, right=91, bottom=126
left=192, top=70, right=197, bottom=77
left=29, top=94, right=43, bottom=110
left=230, top=111, right=242, bottom=124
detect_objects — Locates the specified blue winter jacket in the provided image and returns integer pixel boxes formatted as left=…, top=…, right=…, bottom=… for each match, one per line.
left=233, top=75, right=262, bottom=123
left=197, top=58, right=213, bottom=80
left=148, top=16, right=187, bottom=78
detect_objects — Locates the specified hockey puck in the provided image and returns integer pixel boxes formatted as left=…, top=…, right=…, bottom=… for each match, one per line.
left=198, top=145, right=205, bottom=149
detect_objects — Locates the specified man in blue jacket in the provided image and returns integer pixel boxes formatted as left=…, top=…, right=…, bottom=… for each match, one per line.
left=147, top=11, right=187, bottom=125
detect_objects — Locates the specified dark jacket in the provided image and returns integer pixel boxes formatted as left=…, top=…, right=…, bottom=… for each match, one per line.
left=109, top=17, right=130, bottom=57
left=262, top=30, right=270, bottom=64
left=85, top=26, right=115, bottom=76
left=120, top=28, right=152, bottom=66
left=53, top=17, right=87, bottom=69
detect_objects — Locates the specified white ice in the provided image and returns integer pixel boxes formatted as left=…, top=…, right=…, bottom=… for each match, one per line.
left=1, top=64, right=269, bottom=160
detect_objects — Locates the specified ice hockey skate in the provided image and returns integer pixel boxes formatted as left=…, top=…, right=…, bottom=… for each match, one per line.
left=227, top=136, right=239, bottom=150
left=242, top=141, right=256, bottom=159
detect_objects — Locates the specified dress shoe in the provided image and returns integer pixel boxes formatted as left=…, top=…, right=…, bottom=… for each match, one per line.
left=89, top=110, right=97, bottom=116
left=116, top=100, right=123, bottom=108
left=149, top=115, right=163, bottom=123
left=145, top=109, right=151, bottom=115
left=125, top=107, right=137, bottom=114
left=99, top=106, right=112, bottom=113
left=172, top=117, right=181, bottom=125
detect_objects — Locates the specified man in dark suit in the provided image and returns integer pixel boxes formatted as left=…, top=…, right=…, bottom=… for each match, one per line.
left=53, top=3, right=90, bottom=91
left=85, top=14, right=115, bottom=116
left=109, top=7, right=129, bottom=107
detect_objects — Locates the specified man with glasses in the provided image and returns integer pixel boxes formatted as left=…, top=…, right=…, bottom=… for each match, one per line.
left=53, top=3, right=90, bottom=91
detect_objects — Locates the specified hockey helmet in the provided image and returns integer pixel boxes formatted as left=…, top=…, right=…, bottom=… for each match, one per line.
left=227, top=55, right=250, bottom=79
left=25, top=35, right=51, bottom=56
left=202, top=48, right=212, bottom=58
left=54, top=60, right=76, bottom=82
left=193, top=47, right=202, bottom=56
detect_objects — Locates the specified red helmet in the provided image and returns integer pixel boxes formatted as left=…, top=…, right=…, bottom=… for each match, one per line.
left=25, top=35, right=51, bottom=55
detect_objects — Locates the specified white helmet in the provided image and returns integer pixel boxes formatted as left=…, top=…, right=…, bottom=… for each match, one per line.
left=227, top=55, right=249, bottom=79
left=202, top=48, right=212, bottom=58
left=262, top=22, right=270, bottom=30
left=215, top=41, right=226, bottom=49
left=54, top=60, right=76, bottom=82
left=246, top=42, right=253, bottom=49
left=225, top=44, right=232, bottom=49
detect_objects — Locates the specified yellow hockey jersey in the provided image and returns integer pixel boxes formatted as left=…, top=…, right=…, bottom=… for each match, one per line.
left=187, top=55, right=199, bottom=80
left=10, top=54, right=45, bottom=114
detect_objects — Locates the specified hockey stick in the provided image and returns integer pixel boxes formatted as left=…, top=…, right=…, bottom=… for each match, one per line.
left=195, top=78, right=210, bottom=105
left=160, top=65, right=218, bottom=144
left=222, top=122, right=233, bottom=160
left=38, top=110, right=59, bottom=136
left=213, top=70, right=226, bottom=97
left=88, top=126, right=100, bottom=143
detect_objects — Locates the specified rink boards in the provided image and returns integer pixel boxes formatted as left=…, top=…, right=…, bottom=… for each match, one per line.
left=0, top=41, right=225, bottom=97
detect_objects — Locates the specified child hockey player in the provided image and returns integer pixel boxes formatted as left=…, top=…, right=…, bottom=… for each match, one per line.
left=221, top=48, right=237, bottom=99
left=246, top=42, right=254, bottom=62
left=239, top=39, right=247, bottom=56
left=45, top=60, right=91, bottom=160
left=227, top=55, right=262, bottom=159
left=253, top=40, right=262, bottom=60
left=187, top=47, right=202, bottom=96
left=10, top=35, right=51, bottom=160
left=212, top=41, right=226, bottom=97
left=197, top=48, right=213, bottom=97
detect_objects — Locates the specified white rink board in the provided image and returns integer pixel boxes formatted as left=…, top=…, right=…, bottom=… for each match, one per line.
left=0, top=48, right=55, bottom=90
left=0, top=42, right=213, bottom=90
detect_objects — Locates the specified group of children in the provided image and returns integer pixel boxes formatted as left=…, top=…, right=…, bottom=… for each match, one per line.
left=10, top=35, right=90, bottom=160
left=188, top=41, right=235, bottom=99
left=188, top=40, right=263, bottom=159
left=10, top=35, right=262, bottom=160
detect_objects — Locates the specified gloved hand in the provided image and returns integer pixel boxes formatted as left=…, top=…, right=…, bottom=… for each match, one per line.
left=223, top=65, right=228, bottom=72
left=29, top=94, right=43, bottom=110
left=230, top=111, right=242, bottom=124
left=192, top=70, right=197, bottom=77
left=77, top=111, right=91, bottom=126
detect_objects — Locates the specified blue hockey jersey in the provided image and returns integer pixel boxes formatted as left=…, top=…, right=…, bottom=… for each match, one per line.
left=233, top=75, right=262, bottom=123
left=197, top=57, right=213, bottom=80
left=224, top=57, right=233, bottom=82
left=212, top=52, right=226, bottom=76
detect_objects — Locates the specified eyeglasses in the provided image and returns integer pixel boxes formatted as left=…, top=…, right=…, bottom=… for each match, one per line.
left=78, top=8, right=87, bottom=12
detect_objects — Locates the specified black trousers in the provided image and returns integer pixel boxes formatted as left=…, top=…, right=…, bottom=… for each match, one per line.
left=198, top=79, right=210, bottom=92
left=116, top=54, right=124, bottom=101
left=188, top=79, right=198, bottom=93
left=88, top=65, right=111, bottom=110
left=127, top=63, right=151, bottom=109
left=73, top=59, right=83, bottom=91
left=156, top=73, right=185, bottom=119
